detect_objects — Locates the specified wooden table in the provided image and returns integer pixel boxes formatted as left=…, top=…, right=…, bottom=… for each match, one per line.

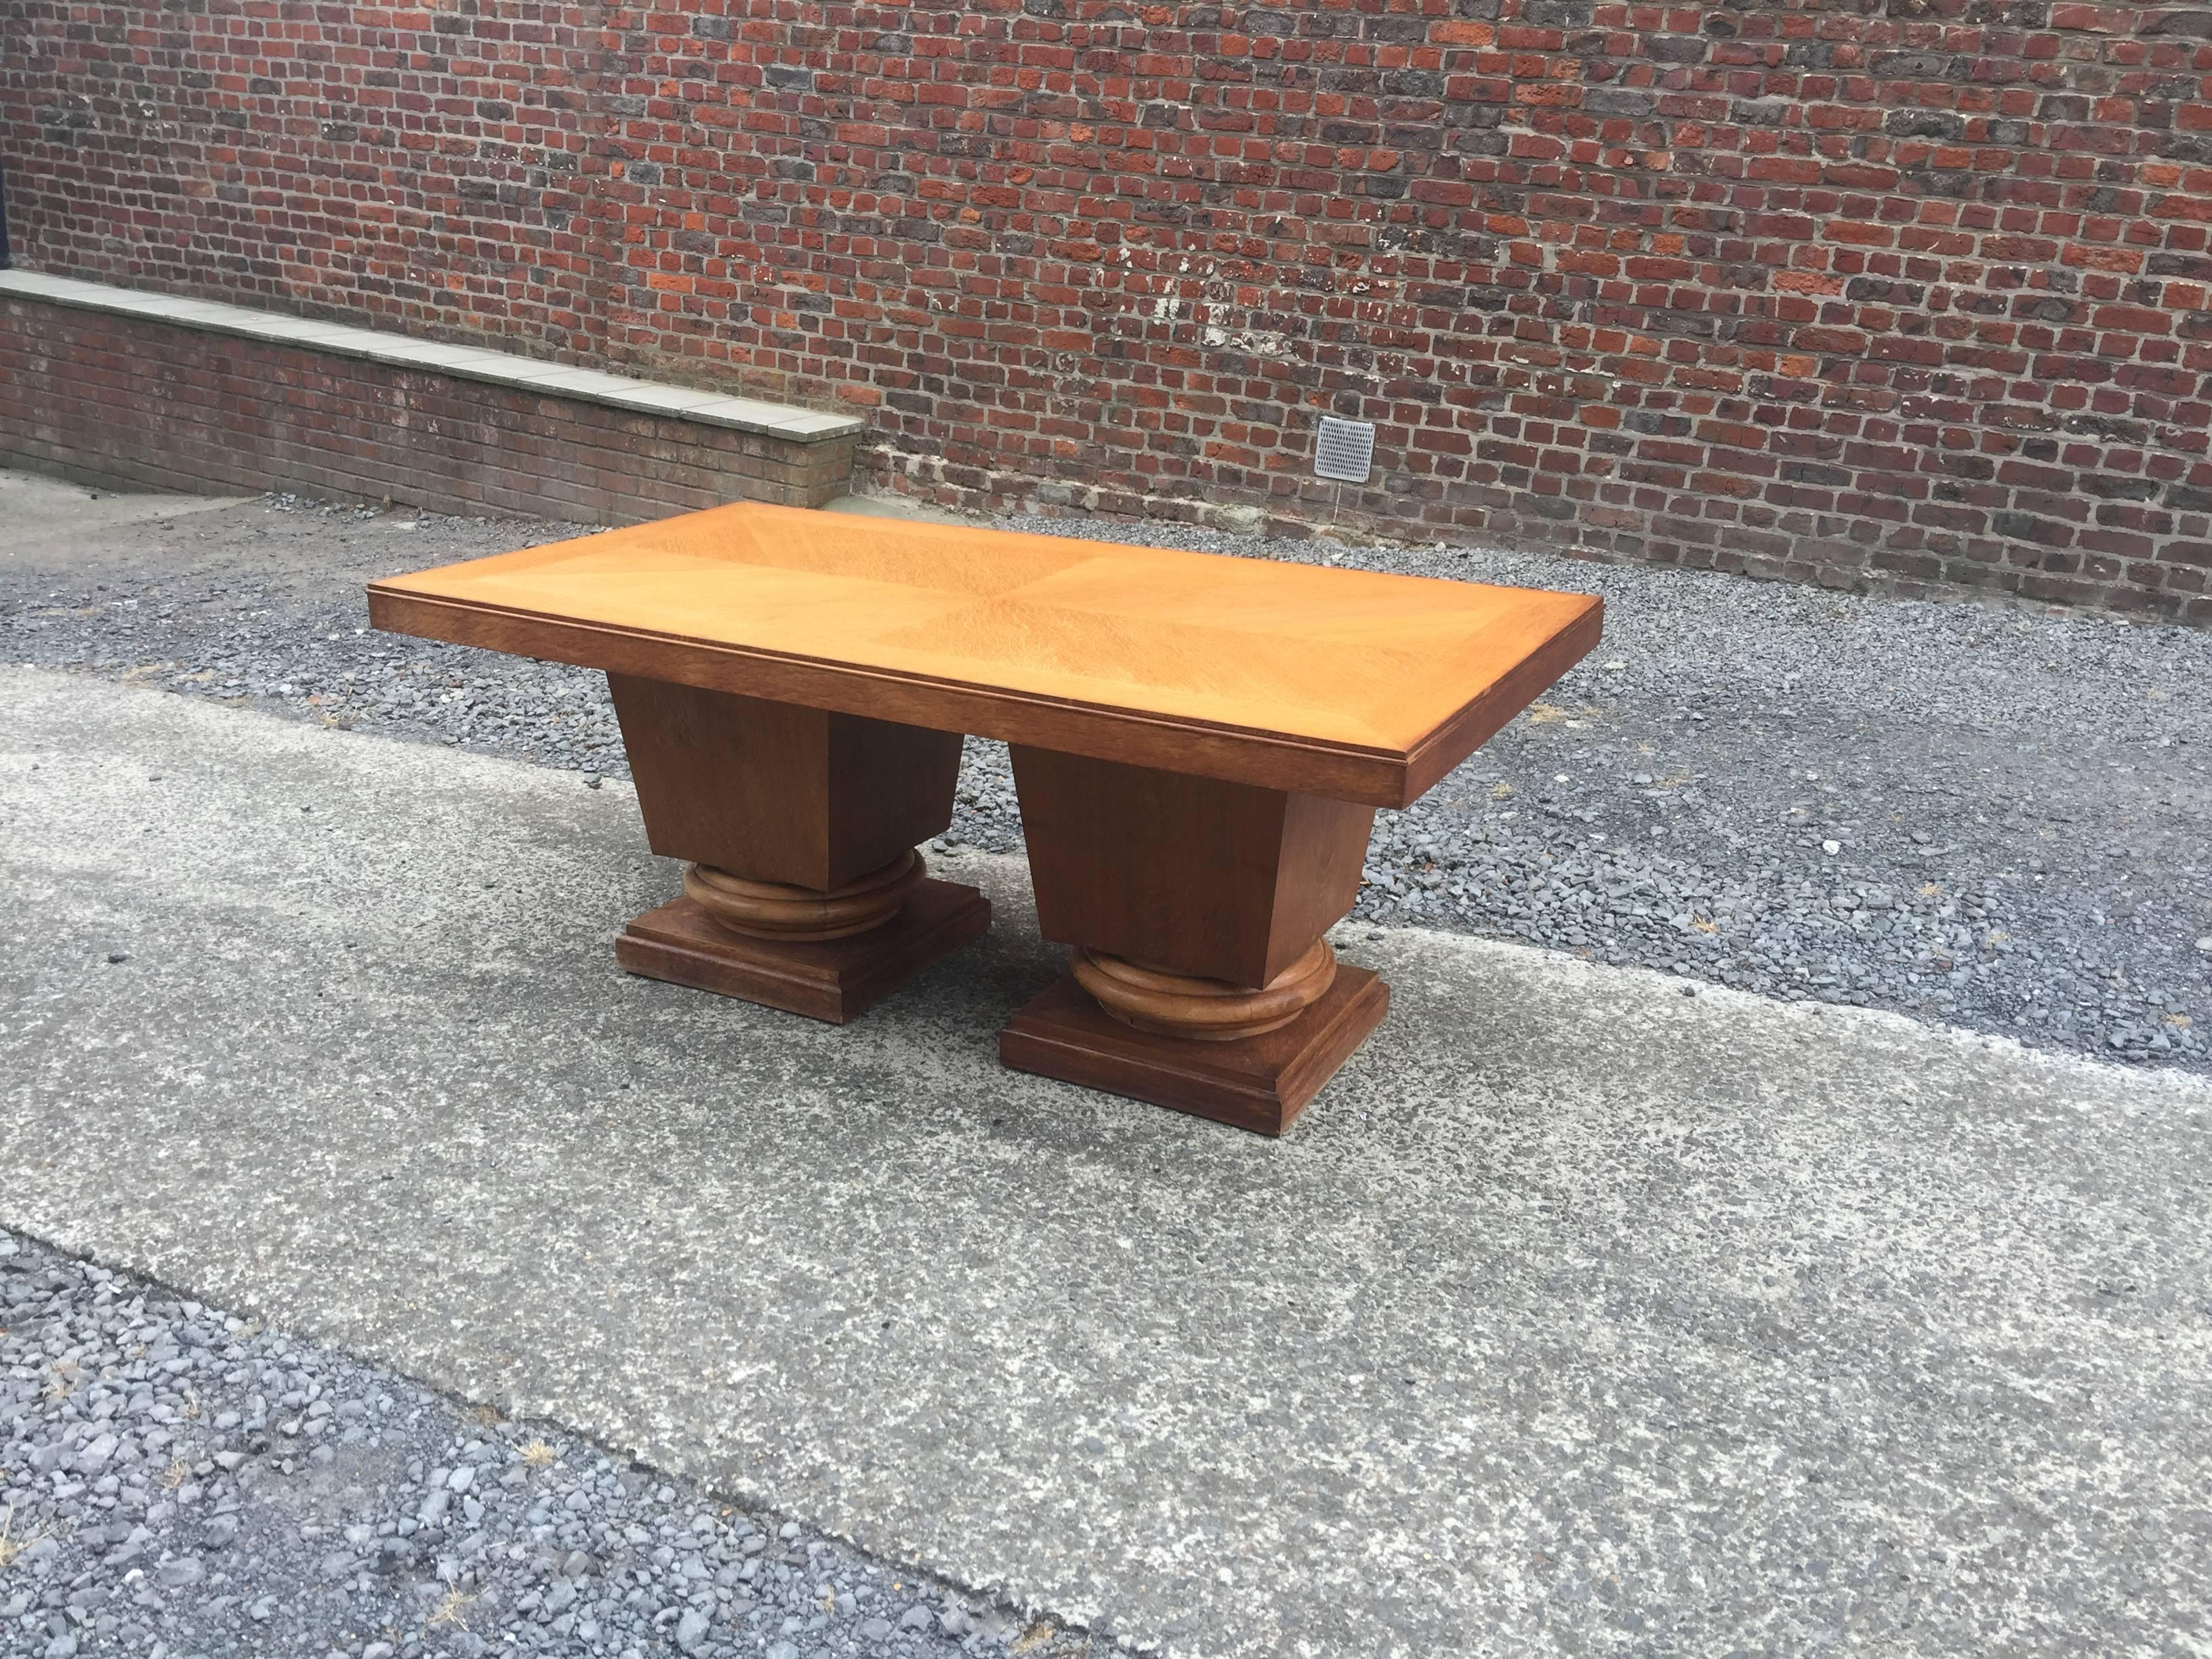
left=368, top=503, right=1601, bottom=1134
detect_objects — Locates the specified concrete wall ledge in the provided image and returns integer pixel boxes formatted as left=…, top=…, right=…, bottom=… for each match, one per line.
left=0, top=270, right=863, bottom=446
left=1, top=277, right=862, bottom=517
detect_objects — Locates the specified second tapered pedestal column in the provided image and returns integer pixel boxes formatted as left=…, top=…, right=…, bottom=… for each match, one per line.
left=997, top=747, right=1389, bottom=1134
left=607, top=674, right=989, bottom=1023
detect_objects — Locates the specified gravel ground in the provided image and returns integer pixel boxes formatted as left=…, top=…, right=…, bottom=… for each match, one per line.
left=0, top=1230, right=1091, bottom=1659
left=4, top=480, right=2208, bottom=1071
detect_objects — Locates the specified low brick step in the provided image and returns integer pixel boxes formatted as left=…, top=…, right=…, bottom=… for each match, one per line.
left=0, top=270, right=864, bottom=520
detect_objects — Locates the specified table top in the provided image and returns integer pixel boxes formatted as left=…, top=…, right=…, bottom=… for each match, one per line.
left=367, top=503, right=1601, bottom=806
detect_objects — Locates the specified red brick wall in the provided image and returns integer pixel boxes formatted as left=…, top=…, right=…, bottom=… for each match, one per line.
left=4, top=1, right=2210, bottom=621
left=0, top=301, right=857, bottom=519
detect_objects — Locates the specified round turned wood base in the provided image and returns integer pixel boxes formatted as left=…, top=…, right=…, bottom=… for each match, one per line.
left=684, top=848, right=926, bottom=942
left=1071, top=939, right=1337, bottom=1042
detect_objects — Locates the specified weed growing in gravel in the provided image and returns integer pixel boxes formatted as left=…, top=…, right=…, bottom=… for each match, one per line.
left=0, top=1506, right=45, bottom=1570
left=428, top=1586, right=477, bottom=1629
left=520, top=1437, right=557, bottom=1467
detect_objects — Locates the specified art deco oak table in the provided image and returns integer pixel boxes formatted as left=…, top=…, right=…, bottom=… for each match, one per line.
left=368, top=503, right=1601, bottom=1134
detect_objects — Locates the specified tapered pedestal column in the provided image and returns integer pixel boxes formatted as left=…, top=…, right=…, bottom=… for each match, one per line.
left=607, top=674, right=988, bottom=1023
left=998, top=747, right=1388, bottom=1134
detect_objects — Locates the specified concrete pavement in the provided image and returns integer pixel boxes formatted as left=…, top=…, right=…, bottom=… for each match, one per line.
left=3, top=666, right=2208, bottom=1656
left=0, top=466, right=247, bottom=540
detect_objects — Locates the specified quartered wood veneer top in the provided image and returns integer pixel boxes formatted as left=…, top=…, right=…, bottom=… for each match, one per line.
left=367, top=502, right=1601, bottom=807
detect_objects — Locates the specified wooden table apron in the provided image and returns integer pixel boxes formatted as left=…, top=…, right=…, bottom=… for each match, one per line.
left=367, top=504, right=1602, bottom=1135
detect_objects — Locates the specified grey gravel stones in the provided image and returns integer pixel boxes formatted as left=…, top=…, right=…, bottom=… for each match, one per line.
left=5, top=488, right=2206, bottom=1072
left=0, top=1231, right=1078, bottom=1659
left=952, top=520, right=2212, bottom=1071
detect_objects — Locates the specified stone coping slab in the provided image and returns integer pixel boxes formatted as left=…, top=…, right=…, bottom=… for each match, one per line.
left=0, top=269, right=864, bottom=445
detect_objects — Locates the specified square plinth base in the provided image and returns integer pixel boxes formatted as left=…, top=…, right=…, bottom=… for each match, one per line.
left=998, top=964, right=1388, bottom=1136
left=615, top=878, right=990, bottom=1024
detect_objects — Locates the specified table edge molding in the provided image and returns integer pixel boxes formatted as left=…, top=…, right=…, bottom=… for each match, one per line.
left=365, top=583, right=1422, bottom=805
